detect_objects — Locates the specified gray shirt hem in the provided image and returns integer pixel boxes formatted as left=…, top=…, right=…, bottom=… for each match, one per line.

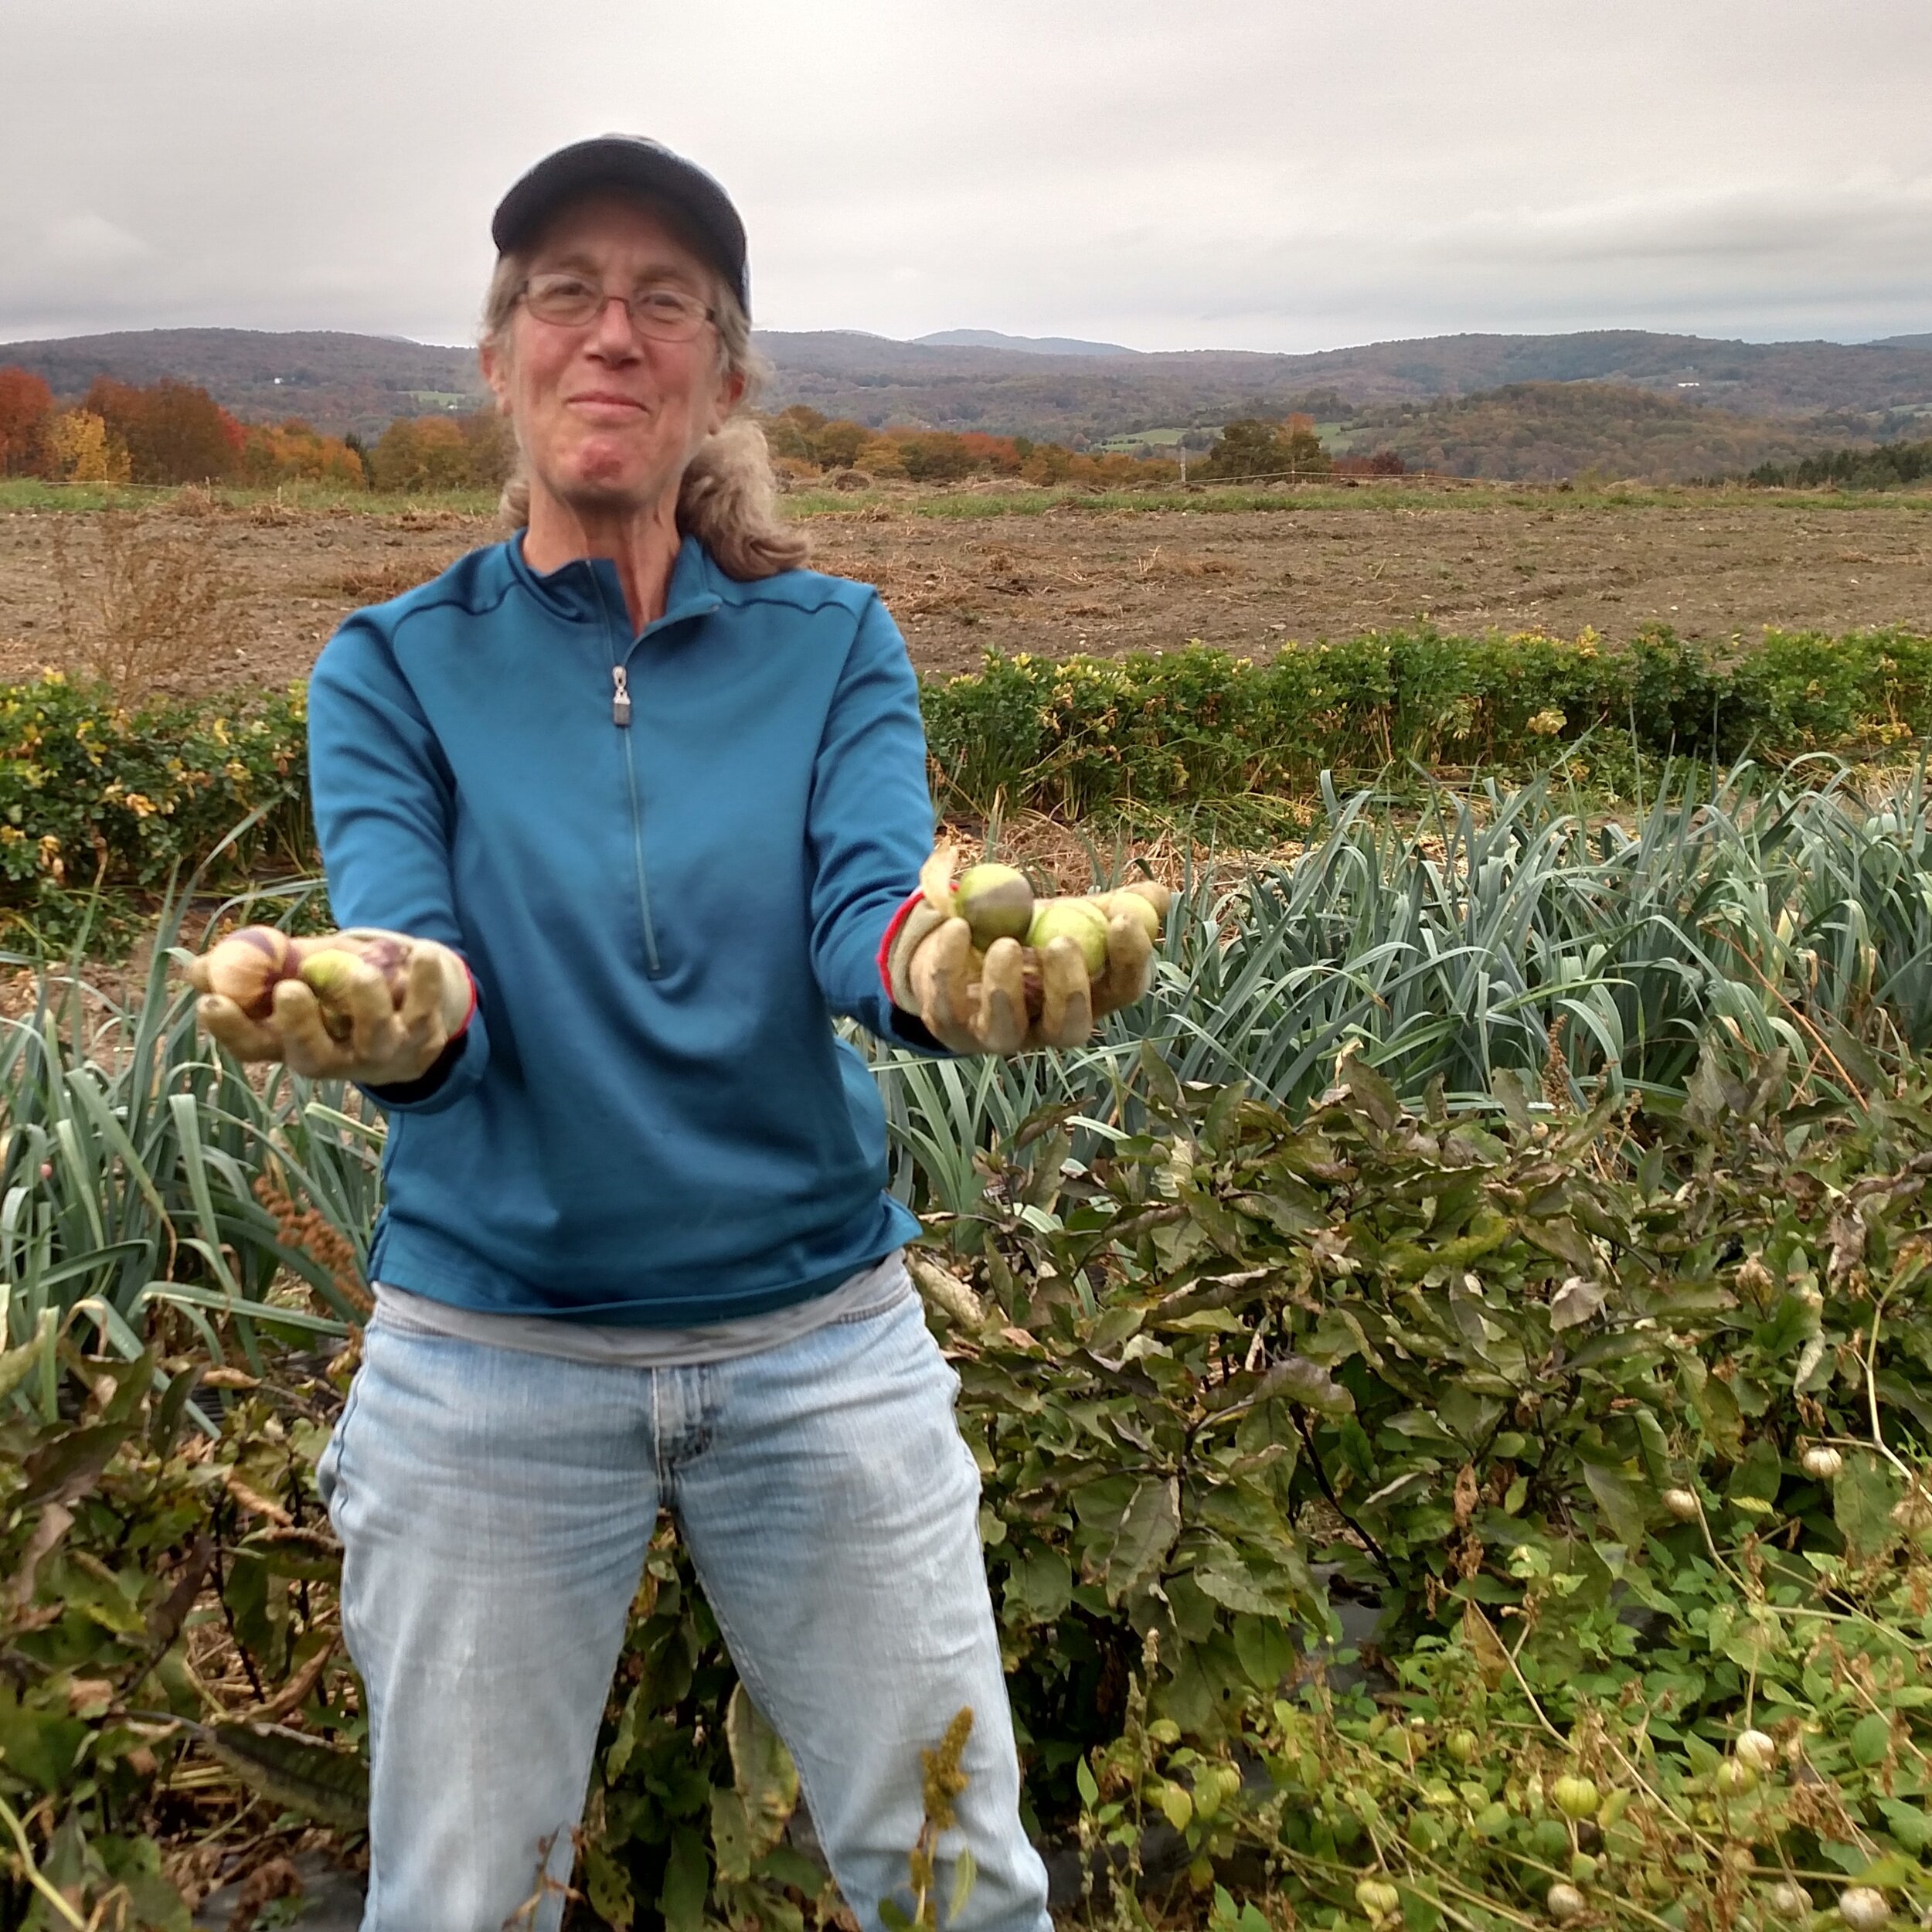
left=370, top=1251, right=913, bottom=1369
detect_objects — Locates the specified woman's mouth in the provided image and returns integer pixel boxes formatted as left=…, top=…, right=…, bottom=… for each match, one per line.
left=566, top=393, right=648, bottom=423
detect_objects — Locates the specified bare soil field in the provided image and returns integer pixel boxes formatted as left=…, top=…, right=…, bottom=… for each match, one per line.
left=2, top=489, right=1929, bottom=696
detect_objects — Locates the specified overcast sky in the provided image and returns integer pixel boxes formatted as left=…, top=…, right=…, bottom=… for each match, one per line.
left=6, top=0, right=1931, bottom=355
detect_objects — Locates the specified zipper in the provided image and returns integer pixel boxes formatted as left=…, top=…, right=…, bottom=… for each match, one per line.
left=593, top=586, right=662, bottom=978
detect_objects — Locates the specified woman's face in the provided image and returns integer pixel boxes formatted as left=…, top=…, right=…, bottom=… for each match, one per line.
left=483, top=193, right=743, bottom=516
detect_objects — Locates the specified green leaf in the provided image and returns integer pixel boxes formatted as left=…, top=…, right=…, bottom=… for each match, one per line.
left=1267, top=1354, right=1355, bottom=1417
left=1835, top=1454, right=1903, bottom=1563
left=203, top=1722, right=369, bottom=1830
left=0, top=1689, right=87, bottom=1796
left=1851, top=1712, right=1893, bottom=1767
left=1003, top=1549, right=1073, bottom=1625
left=20, top=1420, right=132, bottom=1509
left=947, top=1846, right=978, bottom=1926
left=1233, top=1614, right=1298, bottom=1692
left=1490, top=1068, right=1533, bottom=1131
left=0, top=1308, right=55, bottom=1406
left=1876, top=1798, right=1932, bottom=1851
left=1196, top=1562, right=1309, bottom=1623
left=658, top=1825, right=709, bottom=1932
left=585, top=1838, right=637, bottom=1930
left=726, top=1682, right=798, bottom=1854
left=1341, top=1049, right=1402, bottom=1131
left=755, top=1845, right=828, bottom=1896
left=1077, top=1757, right=1100, bottom=1807
left=1396, top=1881, right=1445, bottom=1932
left=1726, top=1435, right=1782, bottom=1510
left=1581, top=1461, right=1645, bottom=1549
left=1849, top=1850, right=1918, bottom=1889
left=1691, top=1371, right=1743, bottom=1461
left=1102, top=1476, right=1181, bottom=1606
left=711, top=1785, right=753, bottom=1884
left=1683, top=1046, right=1730, bottom=1135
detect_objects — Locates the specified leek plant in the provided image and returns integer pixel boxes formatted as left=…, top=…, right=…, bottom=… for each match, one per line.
left=5, top=764, right=1930, bottom=1369
left=868, top=761, right=1932, bottom=1215
left=0, top=887, right=374, bottom=1401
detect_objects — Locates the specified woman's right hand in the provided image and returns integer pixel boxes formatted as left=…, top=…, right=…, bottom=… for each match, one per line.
left=189, top=927, right=474, bottom=1084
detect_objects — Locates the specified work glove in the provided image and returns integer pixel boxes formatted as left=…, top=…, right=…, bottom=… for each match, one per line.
left=187, top=925, right=474, bottom=1087
left=884, top=847, right=1171, bottom=1055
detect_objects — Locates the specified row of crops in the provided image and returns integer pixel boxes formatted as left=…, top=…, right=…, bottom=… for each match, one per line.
left=6, top=764, right=1932, bottom=1926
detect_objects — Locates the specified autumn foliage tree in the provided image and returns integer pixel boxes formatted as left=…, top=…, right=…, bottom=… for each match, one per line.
left=368, top=411, right=515, bottom=493
left=83, top=377, right=242, bottom=485
left=0, top=367, right=56, bottom=477
left=757, top=407, right=1176, bottom=488
left=49, top=410, right=131, bottom=482
left=238, top=418, right=366, bottom=488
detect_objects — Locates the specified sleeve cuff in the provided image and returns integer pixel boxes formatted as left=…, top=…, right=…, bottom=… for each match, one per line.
left=364, top=1028, right=469, bottom=1106
left=876, top=886, right=934, bottom=1002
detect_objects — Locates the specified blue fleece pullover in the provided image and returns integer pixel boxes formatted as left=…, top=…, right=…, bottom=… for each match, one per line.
left=306, top=534, right=937, bottom=1325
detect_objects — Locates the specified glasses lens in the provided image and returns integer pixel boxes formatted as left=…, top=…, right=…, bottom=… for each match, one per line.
left=522, top=277, right=709, bottom=339
left=631, top=291, right=706, bottom=342
left=524, top=275, right=600, bottom=325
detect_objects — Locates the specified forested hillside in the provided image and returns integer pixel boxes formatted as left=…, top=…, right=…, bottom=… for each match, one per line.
left=5, top=323, right=1932, bottom=479
left=1349, top=382, right=1837, bottom=482
left=754, top=328, right=1932, bottom=444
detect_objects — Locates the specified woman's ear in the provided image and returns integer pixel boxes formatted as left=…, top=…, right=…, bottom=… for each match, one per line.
left=708, top=366, right=747, bottom=437
left=479, top=340, right=513, bottom=414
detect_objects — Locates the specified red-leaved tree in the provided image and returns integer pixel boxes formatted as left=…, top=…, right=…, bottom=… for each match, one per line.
left=84, top=376, right=240, bottom=485
left=0, top=366, right=56, bottom=478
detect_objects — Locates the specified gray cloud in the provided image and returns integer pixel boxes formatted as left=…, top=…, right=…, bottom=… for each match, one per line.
left=3, top=0, right=1930, bottom=354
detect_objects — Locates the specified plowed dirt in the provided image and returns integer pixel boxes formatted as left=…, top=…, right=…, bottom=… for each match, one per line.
left=2, top=491, right=1928, bottom=699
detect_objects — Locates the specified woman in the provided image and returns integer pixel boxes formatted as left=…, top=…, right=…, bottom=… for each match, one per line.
left=194, top=137, right=1158, bottom=1932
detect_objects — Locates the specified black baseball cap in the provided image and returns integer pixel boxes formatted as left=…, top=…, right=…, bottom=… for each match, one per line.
left=491, top=136, right=750, bottom=318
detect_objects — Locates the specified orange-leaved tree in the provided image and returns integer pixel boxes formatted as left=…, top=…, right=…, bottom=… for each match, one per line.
left=0, top=366, right=56, bottom=477
left=239, top=419, right=368, bottom=487
left=368, top=412, right=514, bottom=493
left=84, top=377, right=242, bottom=485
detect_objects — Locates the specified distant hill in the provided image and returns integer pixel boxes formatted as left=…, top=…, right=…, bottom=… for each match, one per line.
left=756, top=328, right=1932, bottom=443
left=913, top=329, right=1139, bottom=357
left=6, top=322, right=1932, bottom=477
left=1354, top=382, right=1835, bottom=484
left=0, top=328, right=485, bottom=439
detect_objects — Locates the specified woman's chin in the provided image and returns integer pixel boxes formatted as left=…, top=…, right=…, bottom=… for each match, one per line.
left=550, top=451, right=675, bottom=511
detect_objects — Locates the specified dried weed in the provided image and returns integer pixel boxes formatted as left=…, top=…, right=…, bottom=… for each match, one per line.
left=1136, top=545, right=1235, bottom=580
left=49, top=512, right=244, bottom=702
left=328, top=558, right=453, bottom=604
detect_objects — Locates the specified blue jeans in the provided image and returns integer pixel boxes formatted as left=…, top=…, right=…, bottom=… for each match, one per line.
left=316, top=1288, right=1050, bottom=1932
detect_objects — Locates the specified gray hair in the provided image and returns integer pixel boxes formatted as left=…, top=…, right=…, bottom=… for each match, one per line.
left=479, top=242, right=809, bottom=580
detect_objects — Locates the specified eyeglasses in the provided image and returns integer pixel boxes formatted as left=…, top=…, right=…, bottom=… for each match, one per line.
left=517, top=272, right=718, bottom=342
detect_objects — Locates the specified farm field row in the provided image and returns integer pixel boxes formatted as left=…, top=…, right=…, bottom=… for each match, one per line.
left=1, top=482, right=1930, bottom=695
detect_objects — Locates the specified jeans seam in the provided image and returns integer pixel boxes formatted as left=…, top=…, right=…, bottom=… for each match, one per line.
left=366, top=1304, right=464, bottom=1343
left=319, top=1358, right=369, bottom=1522
left=827, top=1281, right=913, bottom=1328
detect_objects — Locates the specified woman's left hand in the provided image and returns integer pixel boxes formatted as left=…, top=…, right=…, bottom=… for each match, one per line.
left=886, top=853, right=1170, bottom=1055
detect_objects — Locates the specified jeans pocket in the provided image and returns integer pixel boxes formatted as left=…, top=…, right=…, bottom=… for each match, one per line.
left=315, top=1356, right=368, bottom=1522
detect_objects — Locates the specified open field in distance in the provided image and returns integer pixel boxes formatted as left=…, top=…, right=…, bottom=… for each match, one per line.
left=1, top=479, right=1929, bottom=695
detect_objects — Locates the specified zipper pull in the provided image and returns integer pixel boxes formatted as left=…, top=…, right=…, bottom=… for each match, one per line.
left=611, top=665, right=632, bottom=727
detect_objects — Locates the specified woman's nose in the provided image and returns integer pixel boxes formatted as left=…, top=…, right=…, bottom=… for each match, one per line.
left=590, top=295, right=641, bottom=357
